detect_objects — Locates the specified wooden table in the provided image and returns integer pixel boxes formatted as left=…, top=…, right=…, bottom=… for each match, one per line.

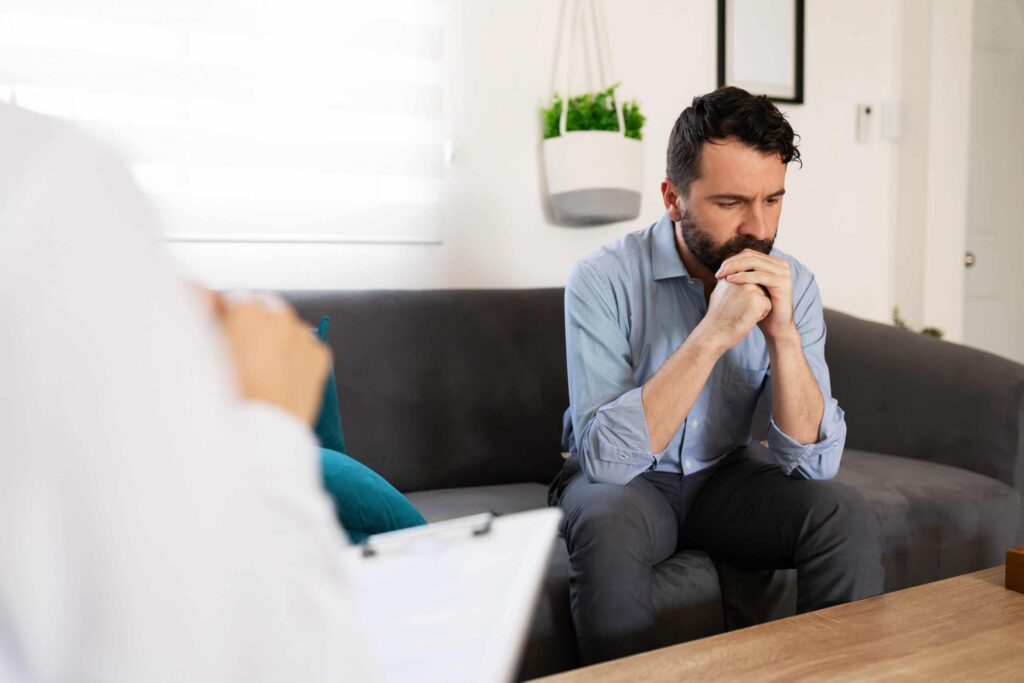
left=530, top=566, right=1024, bottom=682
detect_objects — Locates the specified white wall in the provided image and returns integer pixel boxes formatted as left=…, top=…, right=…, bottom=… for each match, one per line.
left=169, top=0, right=902, bottom=324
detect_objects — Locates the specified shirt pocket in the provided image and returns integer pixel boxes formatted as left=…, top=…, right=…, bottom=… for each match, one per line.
left=727, top=365, right=768, bottom=389
left=710, top=365, right=767, bottom=438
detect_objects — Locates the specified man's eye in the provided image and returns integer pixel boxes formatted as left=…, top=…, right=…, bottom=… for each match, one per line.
left=717, top=202, right=738, bottom=209
left=765, top=198, right=780, bottom=205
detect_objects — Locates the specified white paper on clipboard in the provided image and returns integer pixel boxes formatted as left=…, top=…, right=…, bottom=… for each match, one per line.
left=344, top=507, right=562, bottom=683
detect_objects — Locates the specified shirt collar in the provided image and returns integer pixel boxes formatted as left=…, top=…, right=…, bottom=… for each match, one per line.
left=651, top=212, right=693, bottom=281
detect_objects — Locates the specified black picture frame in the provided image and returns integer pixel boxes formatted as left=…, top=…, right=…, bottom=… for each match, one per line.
left=717, top=0, right=805, bottom=104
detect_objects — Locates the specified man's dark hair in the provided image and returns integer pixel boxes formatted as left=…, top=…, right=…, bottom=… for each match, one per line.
left=666, top=86, right=801, bottom=195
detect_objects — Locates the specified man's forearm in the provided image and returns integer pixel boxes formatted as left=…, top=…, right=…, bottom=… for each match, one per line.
left=766, top=325, right=824, bottom=444
left=641, top=325, right=724, bottom=453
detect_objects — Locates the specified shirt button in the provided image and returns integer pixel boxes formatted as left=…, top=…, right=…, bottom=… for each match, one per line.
left=684, top=459, right=693, bottom=469
left=691, top=419, right=699, bottom=429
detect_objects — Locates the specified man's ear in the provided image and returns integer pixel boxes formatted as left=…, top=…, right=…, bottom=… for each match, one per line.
left=661, top=179, right=685, bottom=222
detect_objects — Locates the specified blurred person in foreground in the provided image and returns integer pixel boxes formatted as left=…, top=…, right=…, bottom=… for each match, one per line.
left=551, top=87, right=885, bottom=664
left=0, top=102, right=376, bottom=680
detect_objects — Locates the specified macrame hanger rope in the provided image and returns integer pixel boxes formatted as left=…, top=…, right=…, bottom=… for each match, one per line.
left=553, top=0, right=625, bottom=137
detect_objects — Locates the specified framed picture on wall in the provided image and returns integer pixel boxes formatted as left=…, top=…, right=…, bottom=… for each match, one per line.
left=717, top=0, right=805, bottom=104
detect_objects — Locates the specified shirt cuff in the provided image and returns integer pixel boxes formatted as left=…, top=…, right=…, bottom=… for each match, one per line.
left=766, top=397, right=845, bottom=479
left=593, top=386, right=662, bottom=462
left=577, top=387, right=663, bottom=484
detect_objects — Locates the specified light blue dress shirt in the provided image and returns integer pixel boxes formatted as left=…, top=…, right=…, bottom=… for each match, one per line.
left=562, top=213, right=846, bottom=485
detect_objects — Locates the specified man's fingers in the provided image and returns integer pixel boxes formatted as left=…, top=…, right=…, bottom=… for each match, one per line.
left=724, top=270, right=788, bottom=292
left=716, top=258, right=786, bottom=279
left=716, top=251, right=787, bottom=279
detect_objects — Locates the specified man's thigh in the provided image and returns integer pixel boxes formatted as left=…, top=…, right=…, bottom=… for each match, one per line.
left=679, top=448, right=871, bottom=569
left=558, top=471, right=679, bottom=567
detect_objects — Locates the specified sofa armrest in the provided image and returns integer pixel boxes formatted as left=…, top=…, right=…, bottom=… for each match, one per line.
left=823, top=309, right=1024, bottom=494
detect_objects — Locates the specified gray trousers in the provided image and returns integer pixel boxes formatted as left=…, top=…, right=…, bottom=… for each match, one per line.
left=552, top=446, right=885, bottom=664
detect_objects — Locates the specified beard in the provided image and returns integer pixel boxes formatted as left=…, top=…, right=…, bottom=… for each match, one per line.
left=678, top=209, right=775, bottom=273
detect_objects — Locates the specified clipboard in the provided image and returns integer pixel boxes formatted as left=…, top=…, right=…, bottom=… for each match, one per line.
left=361, top=512, right=495, bottom=558
left=344, top=507, right=562, bottom=683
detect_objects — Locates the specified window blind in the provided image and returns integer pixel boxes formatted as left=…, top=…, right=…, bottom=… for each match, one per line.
left=0, top=0, right=447, bottom=243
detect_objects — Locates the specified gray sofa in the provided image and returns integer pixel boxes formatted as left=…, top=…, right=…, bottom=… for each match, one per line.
left=284, top=288, right=1024, bottom=680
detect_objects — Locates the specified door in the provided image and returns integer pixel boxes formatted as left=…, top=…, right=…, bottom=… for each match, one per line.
left=963, top=0, right=1024, bottom=364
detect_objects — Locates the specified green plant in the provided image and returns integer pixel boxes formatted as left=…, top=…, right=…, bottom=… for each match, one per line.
left=891, top=306, right=910, bottom=330
left=892, top=306, right=944, bottom=339
left=542, top=83, right=646, bottom=140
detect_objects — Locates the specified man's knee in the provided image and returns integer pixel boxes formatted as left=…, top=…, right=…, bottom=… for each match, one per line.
left=561, top=479, right=676, bottom=560
left=800, top=481, right=882, bottom=554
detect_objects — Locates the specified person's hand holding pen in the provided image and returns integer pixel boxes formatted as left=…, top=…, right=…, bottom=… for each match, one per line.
left=196, top=287, right=330, bottom=426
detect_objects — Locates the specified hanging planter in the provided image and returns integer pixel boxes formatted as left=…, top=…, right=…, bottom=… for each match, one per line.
left=542, top=0, right=646, bottom=226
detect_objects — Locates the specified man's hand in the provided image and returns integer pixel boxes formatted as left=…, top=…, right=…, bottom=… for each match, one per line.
left=210, top=292, right=331, bottom=426
left=700, top=278, right=772, bottom=352
left=715, top=249, right=795, bottom=342
left=643, top=276, right=769, bottom=452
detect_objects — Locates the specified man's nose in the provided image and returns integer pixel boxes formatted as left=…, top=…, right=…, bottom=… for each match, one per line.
left=739, top=204, right=771, bottom=241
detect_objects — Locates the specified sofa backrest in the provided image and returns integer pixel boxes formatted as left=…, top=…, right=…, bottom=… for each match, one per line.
left=285, top=289, right=1024, bottom=498
left=284, top=289, right=569, bottom=492
left=821, top=308, right=1024, bottom=492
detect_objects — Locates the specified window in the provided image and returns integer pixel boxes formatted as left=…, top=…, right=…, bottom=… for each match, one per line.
left=0, top=0, right=447, bottom=243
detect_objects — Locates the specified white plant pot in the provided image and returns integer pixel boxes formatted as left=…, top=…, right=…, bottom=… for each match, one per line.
left=543, top=130, right=643, bottom=226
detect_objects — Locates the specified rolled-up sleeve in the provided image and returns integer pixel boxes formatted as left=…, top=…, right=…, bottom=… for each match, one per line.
left=766, top=272, right=847, bottom=480
left=565, top=261, right=662, bottom=485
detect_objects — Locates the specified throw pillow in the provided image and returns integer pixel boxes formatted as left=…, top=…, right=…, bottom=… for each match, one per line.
left=319, top=447, right=427, bottom=543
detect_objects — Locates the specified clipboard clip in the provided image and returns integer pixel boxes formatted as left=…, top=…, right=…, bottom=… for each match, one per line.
left=361, top=512, right=495, bottom=558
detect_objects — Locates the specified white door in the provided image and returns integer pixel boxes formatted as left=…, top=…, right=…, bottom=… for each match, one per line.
left=963, top=0, right=1024, bottom=364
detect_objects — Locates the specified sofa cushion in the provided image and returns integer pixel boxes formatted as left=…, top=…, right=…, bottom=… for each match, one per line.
left=835, top=449, right=1021, bottom=591
left=406, top=483, right=550, bottom=522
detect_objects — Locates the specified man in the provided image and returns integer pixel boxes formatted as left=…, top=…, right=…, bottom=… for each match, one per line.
left=0, top=101, right=377, bottom=681
left=551, top=87, right=884, bottom=664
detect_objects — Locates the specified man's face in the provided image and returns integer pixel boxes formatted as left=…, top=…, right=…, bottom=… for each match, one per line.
left=662, top=137, right=787, bottom=274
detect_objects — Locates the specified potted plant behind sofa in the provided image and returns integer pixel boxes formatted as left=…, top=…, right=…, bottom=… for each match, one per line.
left=542, top=0, right=646, bottom=226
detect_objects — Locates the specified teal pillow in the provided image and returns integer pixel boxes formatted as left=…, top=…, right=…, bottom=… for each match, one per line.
left=319, top=448, right=427, bottom=543
left=309, top=317, right=425, bottom=543
left=313, top=316, right=346, bottom=454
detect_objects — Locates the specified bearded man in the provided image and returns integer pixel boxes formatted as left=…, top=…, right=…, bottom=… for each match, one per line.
left=550, top=86, right=884, bottom=665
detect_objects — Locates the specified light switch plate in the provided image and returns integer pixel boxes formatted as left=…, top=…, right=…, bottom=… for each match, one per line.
left=856, top=103, right=873, bottom=143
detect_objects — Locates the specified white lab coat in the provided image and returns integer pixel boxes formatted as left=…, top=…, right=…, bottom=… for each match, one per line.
left=0, top=103, right=377, bottom=681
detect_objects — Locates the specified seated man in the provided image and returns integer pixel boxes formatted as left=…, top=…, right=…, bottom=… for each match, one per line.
left=551, top=87, right=884, bottom=664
